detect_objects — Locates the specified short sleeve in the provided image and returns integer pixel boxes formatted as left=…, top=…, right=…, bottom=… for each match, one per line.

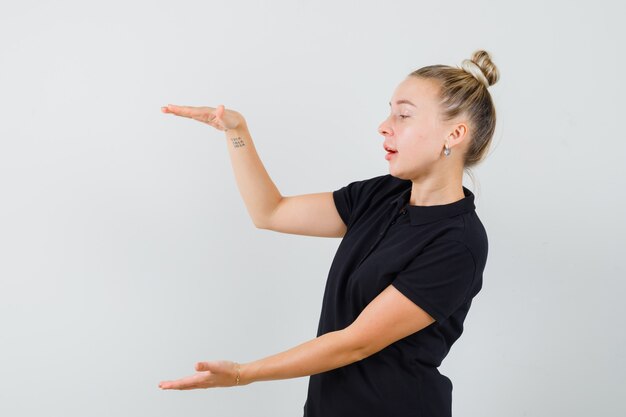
left=332, top=175, right=388, bottom=229
left=391, top=239, right=477, bottom=323
left=332, top=181, right=360, bottom=227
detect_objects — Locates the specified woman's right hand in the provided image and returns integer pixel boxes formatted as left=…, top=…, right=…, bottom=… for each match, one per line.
left=161, top=103, right=244, bottom=132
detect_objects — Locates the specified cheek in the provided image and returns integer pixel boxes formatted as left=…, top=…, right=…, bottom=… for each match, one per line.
left=397, top=131, right=442, bottom=163
left=398, top=128, right=432, bottom=152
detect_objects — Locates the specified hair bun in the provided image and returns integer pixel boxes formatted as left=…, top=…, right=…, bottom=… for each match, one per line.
left=461, top=50, right=500, bottom=88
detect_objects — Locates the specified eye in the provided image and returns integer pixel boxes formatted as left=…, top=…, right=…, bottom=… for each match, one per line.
left=399, top=115, right=409, bottom=119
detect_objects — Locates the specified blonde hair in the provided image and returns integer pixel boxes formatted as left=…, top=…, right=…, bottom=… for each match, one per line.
left=408, top=50, right=500, bottom=185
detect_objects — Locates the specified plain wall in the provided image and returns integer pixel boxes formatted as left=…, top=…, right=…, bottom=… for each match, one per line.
left=0, top=0, right=624, bottom=416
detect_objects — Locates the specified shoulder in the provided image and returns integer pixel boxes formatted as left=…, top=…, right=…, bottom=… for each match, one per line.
left=438, top=213, right=488, bottom=269
left=449, top=211, right=489, bottom=297
left=333, top=173, right=408, bottom=202
left=332, top=174, right=407, bottom=229
left=431, top=187, right=488, bottom=266
left=462, top=210, right=488, bottom=270
left=334, top=173, right=396, bottom=191
left=424, top=194, right=489, bottom=289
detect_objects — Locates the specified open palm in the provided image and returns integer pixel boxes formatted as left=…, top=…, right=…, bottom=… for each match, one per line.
left=159, top=360, right=242, bottom=390
left=161, top=103, right=244, bottom=132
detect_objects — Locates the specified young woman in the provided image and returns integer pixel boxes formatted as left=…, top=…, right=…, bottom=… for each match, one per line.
left=158, top=49, right=499, bottom=417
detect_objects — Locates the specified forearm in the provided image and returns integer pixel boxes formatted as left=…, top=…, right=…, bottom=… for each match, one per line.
left=238, top=329, right=364, bottom=385
left=225, top=120, right=282, bottom=228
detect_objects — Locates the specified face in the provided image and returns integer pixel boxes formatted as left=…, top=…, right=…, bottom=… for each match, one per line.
left=378, top=76, right=456, bottom=179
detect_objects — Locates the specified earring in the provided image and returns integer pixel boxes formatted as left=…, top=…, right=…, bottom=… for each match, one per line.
left=444, top=143, right=451, bottom=157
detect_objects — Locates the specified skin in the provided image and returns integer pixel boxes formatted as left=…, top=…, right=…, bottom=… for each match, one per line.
left=157, top=79, right=473, bottom=390
left=380, top=76, right=471, bottom=206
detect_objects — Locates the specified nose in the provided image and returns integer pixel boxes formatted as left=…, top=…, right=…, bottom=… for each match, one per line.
left=378, top=116, right=392, bottom=137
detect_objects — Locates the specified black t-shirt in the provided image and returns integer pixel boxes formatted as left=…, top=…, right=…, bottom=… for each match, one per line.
left=303, top=174, right=488, bottom=417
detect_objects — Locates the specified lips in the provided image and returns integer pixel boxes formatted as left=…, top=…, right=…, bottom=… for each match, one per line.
left=383, top=144, right=397, bottom=153
left=384, top=144, right=397, bottom=161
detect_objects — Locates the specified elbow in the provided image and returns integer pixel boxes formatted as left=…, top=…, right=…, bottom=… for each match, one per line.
left=252, top=203, right=281, bottom=230
left=338, top=329, right=377, bottom=364
left=249, top=211, right=271, bottom=229
left=352, top=345, right=376, bottom=363
left=252, top=218, right=269, bottom=230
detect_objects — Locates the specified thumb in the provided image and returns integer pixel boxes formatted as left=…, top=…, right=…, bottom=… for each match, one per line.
left=195, top=361, right=216, bottom=372
left=215, top=104, right=225, bottom=119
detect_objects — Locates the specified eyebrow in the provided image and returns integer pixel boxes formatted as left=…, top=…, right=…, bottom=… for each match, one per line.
left=389, top=99, right=417, bottom=107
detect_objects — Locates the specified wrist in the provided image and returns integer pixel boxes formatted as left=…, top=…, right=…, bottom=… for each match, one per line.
left=237, top=362, right=255, bottom=386
left=234, top=362, right=241, bottom=386
left=225, top=115, right=248, bottom=135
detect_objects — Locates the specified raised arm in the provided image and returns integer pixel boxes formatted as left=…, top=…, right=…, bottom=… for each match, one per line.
left=260, top=192, right=347, bottom=238
left=162, top=104, right=346, bottom=238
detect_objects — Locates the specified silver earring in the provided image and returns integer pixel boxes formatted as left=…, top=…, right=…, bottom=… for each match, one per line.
left=444, top=144, right=451, bottom=157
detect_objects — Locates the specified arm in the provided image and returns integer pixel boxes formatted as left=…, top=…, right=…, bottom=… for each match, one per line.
left=239, top=284, right=434, bottom=384
left=223, top=120, right=283, bottom=229
left=158, top=284, right=434, bottom=389
left=161, top=104, right=346, bottom=237
left=225, top=123, right=346, bottom=237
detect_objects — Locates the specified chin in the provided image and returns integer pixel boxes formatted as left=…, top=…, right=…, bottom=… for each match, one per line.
left=388, top=166, right=408, bottom=180
left=390, top=164, right=428, bottom=181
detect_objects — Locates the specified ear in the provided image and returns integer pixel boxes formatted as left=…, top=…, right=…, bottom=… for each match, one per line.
left=446, top=122, right=469, bottom=149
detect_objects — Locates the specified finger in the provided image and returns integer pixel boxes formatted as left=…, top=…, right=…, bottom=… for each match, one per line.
left=159, top=381, right=172, bottom=389
left=159, top=375, right=201, bottom=390
left=163, top=104, right=200, bottom=119
left=159, top=381, right=179, bottom=389
left=159, top=380, right=178, bottom=390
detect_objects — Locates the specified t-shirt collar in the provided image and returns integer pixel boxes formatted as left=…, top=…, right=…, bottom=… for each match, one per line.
left=389, top=185, right=476, bottom=226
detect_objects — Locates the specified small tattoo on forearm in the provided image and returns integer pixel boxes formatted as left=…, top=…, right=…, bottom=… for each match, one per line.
left=231, top=136, right=245, bottom=148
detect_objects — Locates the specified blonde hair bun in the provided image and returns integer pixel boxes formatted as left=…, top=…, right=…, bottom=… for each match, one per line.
left=460, top=50, right=500, bottom=88
left=407, top=50, right=500, bottom=170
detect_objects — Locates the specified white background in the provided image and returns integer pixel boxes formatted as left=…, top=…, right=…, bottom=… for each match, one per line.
left=1, top=1, right=624, bottom=416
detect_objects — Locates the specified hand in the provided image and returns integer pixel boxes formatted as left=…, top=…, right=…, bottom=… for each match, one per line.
left=161, top=103, right=244, bottom=132
left=159, top=360, right=242, bottom=390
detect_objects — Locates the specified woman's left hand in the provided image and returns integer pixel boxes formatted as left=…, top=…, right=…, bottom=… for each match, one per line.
left=159, top=360, right=241, bottom=390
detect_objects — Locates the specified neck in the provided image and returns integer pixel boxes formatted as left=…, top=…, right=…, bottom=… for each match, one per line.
left=408, top=177, right=465, bottom=206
